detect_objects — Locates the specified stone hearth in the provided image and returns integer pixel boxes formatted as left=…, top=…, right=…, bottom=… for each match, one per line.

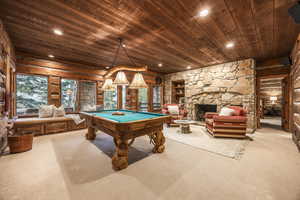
left=164, top=59, right=256, bottom=131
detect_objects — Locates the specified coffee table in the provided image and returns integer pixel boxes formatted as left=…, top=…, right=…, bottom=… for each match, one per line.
left=173, top=120, right=196, bottom=134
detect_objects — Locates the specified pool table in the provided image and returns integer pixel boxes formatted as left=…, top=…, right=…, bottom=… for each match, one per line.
left=80, top=110, right=170, bottom=170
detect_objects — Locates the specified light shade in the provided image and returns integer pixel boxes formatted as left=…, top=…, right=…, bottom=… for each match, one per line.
left=102, top=79, right=116, bottom=91
left=113, top=71, right=129, bottom=85
left=270, top=96, right=278, bottom=101
left=129, top=73, right=148, bottom=89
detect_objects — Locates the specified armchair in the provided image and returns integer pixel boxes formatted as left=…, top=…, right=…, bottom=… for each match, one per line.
left=205, top=106, right=247, bottom=138
left=162, top=104, right=188, bottom=127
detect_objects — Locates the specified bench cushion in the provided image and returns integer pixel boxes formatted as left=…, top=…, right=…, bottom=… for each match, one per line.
left=15, top=116, right=73, bottom=125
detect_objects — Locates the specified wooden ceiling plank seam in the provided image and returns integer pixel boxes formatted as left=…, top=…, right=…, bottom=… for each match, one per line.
left=4, top=0, right=183, bottom=72
left=223, top=0, right=257, bottom=59
left=49, top=0, right=199, bottom=69
left=1, top=0, right=300, bottom=73
left=5, top=18, right=182, bottom=72
left=178, top=0, right=244, bottom=60
left=249, top=0, right=265, bottom=58
left=174, top=0, right=234, bottom=63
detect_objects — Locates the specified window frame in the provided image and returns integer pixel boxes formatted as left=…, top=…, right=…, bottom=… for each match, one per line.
left=15, top=73, right=49, bottom=117
left=78, top=80, right=97, bottom=111
left=152, top=85, right=162, bottom=111
left=60, top=78, right=79, bottom=114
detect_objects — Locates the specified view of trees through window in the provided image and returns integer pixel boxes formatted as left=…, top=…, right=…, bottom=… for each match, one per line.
left=104, top=90, right=117, bottom=110
left=153, top=86, right=161, bottom=110
left=61, top=79, right=78, bottom=112
left=138, top=88, right=148, bottom=111
left=79, top=81, right=96, bottom=111
left=16, top=74, right=48, bottom=115
left=122, top=86, right=127, bottom=109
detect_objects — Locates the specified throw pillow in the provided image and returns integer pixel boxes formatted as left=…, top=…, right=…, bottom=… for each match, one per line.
left=53, top=105, right=66, bottom=117
left=219, top=107, right=235, bottom=116
left=228, top=106, right=244, bottom=116
left=168, top=105, right=179, bottom=115
left=82, top=104, right=96, bottom=112
left=39, top=105, right=54, bottom=118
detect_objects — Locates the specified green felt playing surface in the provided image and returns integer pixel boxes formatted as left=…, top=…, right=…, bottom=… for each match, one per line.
left=89, top=110, right=166, bottom=123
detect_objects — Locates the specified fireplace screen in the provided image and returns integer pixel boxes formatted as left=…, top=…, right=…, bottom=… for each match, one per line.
left=195, top=104, right=217, bottom=121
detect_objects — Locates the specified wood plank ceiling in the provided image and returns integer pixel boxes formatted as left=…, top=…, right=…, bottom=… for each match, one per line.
left=0, top=0, right=300, bottom=73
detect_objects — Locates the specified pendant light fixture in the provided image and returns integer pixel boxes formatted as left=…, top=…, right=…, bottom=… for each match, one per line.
left=102, top=38, right=147, bottom=90
left=102, top=79, right=116, bottom=91
left=113, top=71, right=129, bottom=85
left=129, top=72, right=148, bottom=89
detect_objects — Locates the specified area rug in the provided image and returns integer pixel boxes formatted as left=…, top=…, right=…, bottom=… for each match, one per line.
left=164, top=125, right=253, bottom=159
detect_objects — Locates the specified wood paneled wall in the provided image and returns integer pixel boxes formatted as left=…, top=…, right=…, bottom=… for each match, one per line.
left=291, top=34, right=300, bottom=151
left=16, top=56, right=163, bottom=112
left=16, top=56, right=104, bottom=112
left=0, top=20, right=15, bottom=117
left=48, top=76, right=61, bottom=107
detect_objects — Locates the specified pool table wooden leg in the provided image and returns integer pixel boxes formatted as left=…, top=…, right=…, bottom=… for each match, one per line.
left=112, top=137, right=129, bottom=170
left=152, top=130, right=166, bottom=153
left=86, top=127, right=96, bottom=140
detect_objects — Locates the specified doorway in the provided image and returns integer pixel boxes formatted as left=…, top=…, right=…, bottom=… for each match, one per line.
left=257, top=75, right=290, bottom=131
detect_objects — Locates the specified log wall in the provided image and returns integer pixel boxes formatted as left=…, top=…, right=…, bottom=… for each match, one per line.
left=16, top=56, right=105, bottom=113
left=16, top=56, right=163, bottom=112
left=291, top=34, right=300, bottom=151
left=0, top=20, right=15, bottom=153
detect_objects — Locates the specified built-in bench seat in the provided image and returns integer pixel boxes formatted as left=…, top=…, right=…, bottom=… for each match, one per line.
left=14, top=116, right=87, bottom=136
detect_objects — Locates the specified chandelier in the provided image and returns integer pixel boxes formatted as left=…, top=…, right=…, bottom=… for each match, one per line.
left=102, top=38, right=147, bottom=91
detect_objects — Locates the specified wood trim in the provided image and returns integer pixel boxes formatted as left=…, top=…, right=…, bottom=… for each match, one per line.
left=256, top=74, right=291, bottom=131
left=148, top=84, right=153, bottom=112
left=256, top=76, right=261, bottom=129
left=104, top=65, right=148, bottom=78
left=17, top=64, right=103, bottom=81
left=256, top=66, right=290, bottom=77
left=17, top=57, right=106, bottom=76
left=117, top=86, right=122, bottom=109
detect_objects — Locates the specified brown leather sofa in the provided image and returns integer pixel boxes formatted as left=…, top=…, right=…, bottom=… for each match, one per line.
left=205, top=106, right=247, bottom=138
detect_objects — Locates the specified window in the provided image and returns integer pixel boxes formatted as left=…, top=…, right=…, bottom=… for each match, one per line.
left=104, top=89, right=117, bottom=110
left=153, top=86, right=161, bottom=110
left=16, top=74, right=48, bottom=115
left=61, top=79, right=78, bottom=112
left=138, top=88, right=148, bottom=111
left=79, top=81, right=96, bottom=111
left=121, top=85, right=127, bottom=109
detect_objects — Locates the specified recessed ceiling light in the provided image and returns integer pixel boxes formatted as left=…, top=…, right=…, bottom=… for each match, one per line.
left=53, top=29, right=63, bottom=35
left=48, top=54, right=54, bottom=58
left=158, top=63, right=163, bottom=67
left=226, top=42, right=235, bottom=48
left=198, top=9, right=209, bottom=17
left=106, top=66, right=110, bottom=69
left=187, top=65, right=191, bottom=69
left=122, top=44, right=126, bottom=47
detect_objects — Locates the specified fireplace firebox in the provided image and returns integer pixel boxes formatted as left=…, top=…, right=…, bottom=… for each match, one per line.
left=195, top=104, right=217, bottom=121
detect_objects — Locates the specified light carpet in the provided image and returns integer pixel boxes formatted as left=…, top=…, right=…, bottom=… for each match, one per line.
left=164, top=125, right=253, bottom=159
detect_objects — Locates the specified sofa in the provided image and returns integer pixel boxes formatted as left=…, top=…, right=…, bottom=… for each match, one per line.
left=205, top=106, right=247, bottom=138
left=162, top=104, right=188, bottom=127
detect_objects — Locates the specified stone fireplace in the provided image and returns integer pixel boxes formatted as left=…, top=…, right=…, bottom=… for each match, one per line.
left=164, top=59, right=256, bottom=131
left=194, top=104, right=217, bottom=121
